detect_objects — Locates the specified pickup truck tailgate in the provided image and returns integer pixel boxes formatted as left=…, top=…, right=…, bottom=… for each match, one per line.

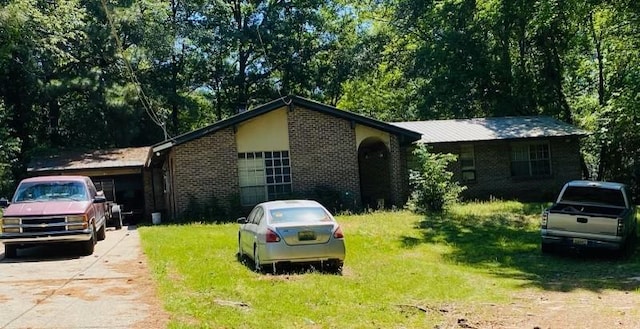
left=547, top=213, right=618, bottom=236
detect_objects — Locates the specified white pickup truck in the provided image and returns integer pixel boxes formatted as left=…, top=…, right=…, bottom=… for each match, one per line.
left=541, top=180, right=637, bottom=253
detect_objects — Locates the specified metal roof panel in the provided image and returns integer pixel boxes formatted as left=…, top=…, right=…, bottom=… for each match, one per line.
left=391, top=116, right=588, bottom=143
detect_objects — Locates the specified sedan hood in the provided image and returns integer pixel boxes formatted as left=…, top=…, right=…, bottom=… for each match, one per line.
left=3, top=201, right=91, bottom=217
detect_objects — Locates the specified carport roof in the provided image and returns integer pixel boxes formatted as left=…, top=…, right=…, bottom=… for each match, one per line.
left=28, top=146, right=151, bottom=172
left=391, top=116, right=589, bottom=144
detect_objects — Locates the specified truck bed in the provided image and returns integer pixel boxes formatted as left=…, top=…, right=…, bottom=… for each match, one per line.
left=548, top=203, right=627, bottom=218
left=547, top=203, right=630, bottom=238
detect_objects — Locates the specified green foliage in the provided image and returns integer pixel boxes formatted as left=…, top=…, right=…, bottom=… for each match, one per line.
left=179, top=194, right=232, bottom=224
left=406, top=144, right=465, bottom=213
left=2, top=0, right=640, bottom=199
left=311, top=185, right=357, bottom=214
left=0, top=100, right=19, bottom=196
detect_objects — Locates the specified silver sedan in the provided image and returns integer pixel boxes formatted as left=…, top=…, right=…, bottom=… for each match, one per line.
left=237, top=200, right=345, bottom=273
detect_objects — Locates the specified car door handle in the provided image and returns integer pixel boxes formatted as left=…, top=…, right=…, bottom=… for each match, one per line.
left=577, top=217, right=588, bottom=223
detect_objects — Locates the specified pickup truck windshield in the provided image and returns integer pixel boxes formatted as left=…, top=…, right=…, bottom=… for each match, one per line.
left=560, top=186, right=626, bottom=207
left=13, top=181, right=89, bottom=202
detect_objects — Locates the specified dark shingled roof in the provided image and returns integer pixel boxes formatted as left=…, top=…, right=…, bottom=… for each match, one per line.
left=28, top=147, right=151, bottom=172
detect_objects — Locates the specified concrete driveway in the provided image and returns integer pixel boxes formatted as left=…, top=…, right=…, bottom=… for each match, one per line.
left=0, top=226, right=168, bottom=329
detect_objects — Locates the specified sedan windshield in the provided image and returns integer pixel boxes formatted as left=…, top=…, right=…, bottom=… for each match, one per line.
left=13, top=181, right=88, bottom=202
left=269, top=207, right=332, bottom=224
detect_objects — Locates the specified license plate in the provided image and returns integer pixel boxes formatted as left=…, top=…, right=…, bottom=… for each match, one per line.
left=573, top=238, right=588, bottom=246
left=298, top=231, right=316, bottom=241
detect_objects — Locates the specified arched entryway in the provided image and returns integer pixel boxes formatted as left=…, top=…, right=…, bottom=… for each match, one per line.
left=358, top=137, right=391, bottom=209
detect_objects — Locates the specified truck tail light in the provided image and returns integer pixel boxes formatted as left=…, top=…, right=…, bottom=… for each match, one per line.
left=541, top=211, right=548, bottom=229
left=617, top=218, right=624, bottom=236
left=333, top=226, right=344, bottom=239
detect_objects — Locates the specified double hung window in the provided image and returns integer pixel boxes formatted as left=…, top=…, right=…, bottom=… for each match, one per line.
left=510, top=142, right=551, bottom=177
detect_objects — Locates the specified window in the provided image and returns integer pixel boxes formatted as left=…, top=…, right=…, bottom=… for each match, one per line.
left=510, top=142, right=551, bottom=177
left=238, top=151, right=292, bottom=206
left=238, top=152, right=267, bottom=205
left=459, top=145, right=476, bottom=182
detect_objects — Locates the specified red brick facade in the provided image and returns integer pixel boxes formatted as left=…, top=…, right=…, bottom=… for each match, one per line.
left=161, top=105, right=413, bottom=219
left=431, top=136, right=583, bottom=201
left=288, top=106, right=362, bottom=203
left=170, top=127, right=240, bottom=218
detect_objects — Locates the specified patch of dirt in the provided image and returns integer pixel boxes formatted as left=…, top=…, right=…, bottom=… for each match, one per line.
left=430, top=289, right=640, bottom=329
left=37, top=286, right=99, bottom=302
left=111, top=250, right=171, bottom=329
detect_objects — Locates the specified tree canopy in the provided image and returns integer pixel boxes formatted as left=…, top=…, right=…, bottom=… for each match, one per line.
left=1, top=0, right=639, bottom=196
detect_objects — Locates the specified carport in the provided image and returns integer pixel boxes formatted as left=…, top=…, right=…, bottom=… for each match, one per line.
left=27, top=147, right=152, bottom=223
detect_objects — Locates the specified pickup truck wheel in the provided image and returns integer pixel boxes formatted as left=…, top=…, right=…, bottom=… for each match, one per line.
left=541, top=243, right=554, bottom=254
left=80, top=225, right=96, bottom=256
left=111, top=205, right=123, bottom=230
left=4, top=245, right=17, bottom=258
left=97, top=219, right=106, bottom=241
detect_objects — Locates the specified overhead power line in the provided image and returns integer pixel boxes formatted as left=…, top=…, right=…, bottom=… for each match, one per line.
left=99, top=0, right=169, bottom=140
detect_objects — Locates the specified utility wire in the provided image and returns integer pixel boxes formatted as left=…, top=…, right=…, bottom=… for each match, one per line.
left=256, top=24, right=292, bottom=106
left=99, top=0, right=170, bottom=140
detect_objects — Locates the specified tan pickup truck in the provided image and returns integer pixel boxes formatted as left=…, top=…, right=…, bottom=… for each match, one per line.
left=541, top=180, right=637, bottom=254
left=0, top=176, right=108, bottom=258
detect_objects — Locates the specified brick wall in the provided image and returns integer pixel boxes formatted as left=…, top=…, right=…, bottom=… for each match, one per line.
left=143, top=168, right=165, bottom=219
left=399, top=144, right=412, bottom=205
left=171, top=127, right=239, bottom=218
left=288, top=106, right=361, bottom=206
left=431, top=137, right=583, bottom=201
left=388, top=135, right=407, bottom=207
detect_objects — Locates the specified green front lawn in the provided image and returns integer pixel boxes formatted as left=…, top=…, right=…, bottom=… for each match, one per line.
left=139, top=201, right=640, bottom=328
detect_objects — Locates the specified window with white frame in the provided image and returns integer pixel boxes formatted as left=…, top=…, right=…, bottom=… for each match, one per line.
left=510, top=142, right=551, bottom=177
left=459, top=145, right=476, bottom=182
left=238, top=151, right=292, bottom=205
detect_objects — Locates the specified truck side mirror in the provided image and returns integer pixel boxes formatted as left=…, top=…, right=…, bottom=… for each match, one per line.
left=237, top=217, right=247, bottom=224
left=94, top=195, right=107, bottom=204
left=0, top=197, right=8, bottom=208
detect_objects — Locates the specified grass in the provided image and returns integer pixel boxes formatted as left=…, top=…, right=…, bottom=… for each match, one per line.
left=139, top=200, right=640, bottom=328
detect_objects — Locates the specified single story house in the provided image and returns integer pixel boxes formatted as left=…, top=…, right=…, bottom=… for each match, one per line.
left=146, top=96, right=422, bottom=220
left=392, top=117, right=588, bottom=201
left=26, top=96, right=588, bottom=221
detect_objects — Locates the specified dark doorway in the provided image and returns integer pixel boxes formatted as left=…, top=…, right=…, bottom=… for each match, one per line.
left=92, top=174, right=145, bottom=223
left=358, top=138, right=391, bottom=209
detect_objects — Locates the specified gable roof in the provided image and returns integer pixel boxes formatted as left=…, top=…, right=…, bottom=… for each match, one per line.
left=28, top=147, right=150, bottom=173
left=391, top=116, right=588, bottom=144
left=151, top=95, right=422, bottom=155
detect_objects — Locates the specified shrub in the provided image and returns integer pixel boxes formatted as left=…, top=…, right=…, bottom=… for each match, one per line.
left=406, top=144, right=465, bottom=213
left=312, top=185, right=358, bottom=214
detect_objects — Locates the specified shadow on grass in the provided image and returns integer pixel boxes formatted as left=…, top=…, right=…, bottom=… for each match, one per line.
left=236, top=253, right=342, bottom=276
left=401, top=208, right=640, bottom=292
